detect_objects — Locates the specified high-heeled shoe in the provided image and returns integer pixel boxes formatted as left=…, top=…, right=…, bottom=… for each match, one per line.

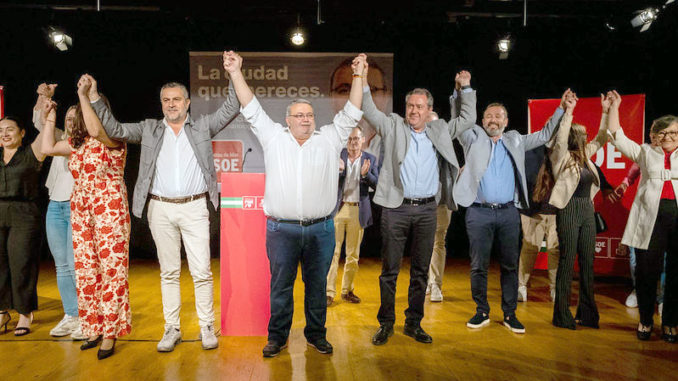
left=13, top=312, right=33, bottom=336
left=80, top=335, right=102, bottom=350
left=662, top=326, right=677, bottom=343
left=637, top=323, right=653, bottom=341
left=97, top=339, right=116, bottom=360
left=0, top=311, right=10, bottom=334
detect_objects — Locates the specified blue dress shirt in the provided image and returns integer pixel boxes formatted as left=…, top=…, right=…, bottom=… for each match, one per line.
left=400, top=128, right=438, bottom=198
left=476, top=138, right=516, bottom=203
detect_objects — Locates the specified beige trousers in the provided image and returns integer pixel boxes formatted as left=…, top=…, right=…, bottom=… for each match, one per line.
left=327, top=204, right=363, bottom=298
left=427, top=204, right=452, bottom=288
left=518, top=213, right=559, bottom=290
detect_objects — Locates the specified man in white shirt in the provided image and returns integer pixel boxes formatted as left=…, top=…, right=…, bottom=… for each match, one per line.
left=224, top=51, right=365, bottom=358
left=90, top=52, right=240, bottom=352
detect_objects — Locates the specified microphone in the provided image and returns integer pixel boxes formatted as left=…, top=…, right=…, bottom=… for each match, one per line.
left=241, top=147, right=253, bottom=172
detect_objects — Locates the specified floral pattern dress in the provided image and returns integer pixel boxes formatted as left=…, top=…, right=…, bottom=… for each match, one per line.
left=69, top=136, right=131, bottom=338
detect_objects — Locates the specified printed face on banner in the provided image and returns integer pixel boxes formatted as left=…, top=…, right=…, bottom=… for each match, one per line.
left=189, top=52, right=393, bottom=174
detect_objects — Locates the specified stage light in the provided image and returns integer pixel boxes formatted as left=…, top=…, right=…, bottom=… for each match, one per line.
left=291, top=31, right=305, bottom=46
left=630, top=8, right=658, bottom=32
left=497, top=36, right=511, bottom=60
left=49, top=29, right=72, bottom=51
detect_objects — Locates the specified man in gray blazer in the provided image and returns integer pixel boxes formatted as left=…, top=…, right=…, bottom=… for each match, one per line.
left=454, top=89, right=570, bottom=334
left=362, top=66, right=476, bottom=345
left=88, top=52, right=240, bottom=352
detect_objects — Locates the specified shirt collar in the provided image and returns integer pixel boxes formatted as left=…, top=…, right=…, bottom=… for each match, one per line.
left=163, top=114, right=191, bottom=130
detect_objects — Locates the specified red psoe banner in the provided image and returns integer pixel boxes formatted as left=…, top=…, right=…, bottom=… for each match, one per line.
left=528, top=94, right=645, bottom=276
left=220, top=173, right=270, bottom=336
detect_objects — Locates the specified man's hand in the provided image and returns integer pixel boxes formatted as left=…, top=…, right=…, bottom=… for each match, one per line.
left=223, top=51, right=243, bottom=75
left=609, top=90, right=622, bottom=109
left=42, top=99, right=57, bottom=125
left=455, top=70, right=471, bottom=90
left=361, top=159, right=371, bottom=176
left=559, top=88, right=574, bottom=110
left=77, top=75, right=92, bottom=99
left=361, top=56, right=370, bottom=82
left=608, top=183, right=628, bottom=203
left=37, top=83, right=58, bottom=98
left=601, top=92, right=612, bottom=113
left=616, top=244, right=630, bottom=257
left=84, top=74, right=99, bottom=100
left=352, top=53, right=367, bottom=76
left=563, top=90, right=577, bottom=115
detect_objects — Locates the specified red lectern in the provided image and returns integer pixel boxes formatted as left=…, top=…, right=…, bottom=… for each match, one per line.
left=220, top=173, right=270, bottom=336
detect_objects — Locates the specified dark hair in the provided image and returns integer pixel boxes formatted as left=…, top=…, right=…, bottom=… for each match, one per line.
left=650, top=115, right=678, bottom=134
left=0, top=116, right=25, bottom=131
left=71, top=94, right=111, bottom=149
left=533, top=151, right=555, bottom=203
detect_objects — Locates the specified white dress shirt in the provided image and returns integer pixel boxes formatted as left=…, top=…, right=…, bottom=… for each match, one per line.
left=342, top=154, right=362, bottom=203
left=241, top=97, right=362, bottom=219
left=150, top=117, right=208, bottom=197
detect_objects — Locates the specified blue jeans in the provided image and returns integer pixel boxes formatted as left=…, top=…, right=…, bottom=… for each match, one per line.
left=266, top=218, right=335, bottom=344
left=46, top=200, right=78, bottom=317
left=629, top=247, right=666, bottom=303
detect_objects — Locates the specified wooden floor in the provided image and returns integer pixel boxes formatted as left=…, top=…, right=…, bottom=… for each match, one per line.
left=1, top=258, right=676, bottom=380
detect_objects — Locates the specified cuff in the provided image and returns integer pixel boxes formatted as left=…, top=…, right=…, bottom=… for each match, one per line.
left=553, top=107, right=565, bottom=118
left=342, top=100, right=364, bottom=121
left=363, top=85, right=371, bottom=93
left=240, top=97, right=262, bottom=119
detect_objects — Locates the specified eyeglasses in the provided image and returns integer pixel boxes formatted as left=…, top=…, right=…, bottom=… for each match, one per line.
left=657, top=130, right=678, bottom=139
left=289, top=113, right=315, bottom=119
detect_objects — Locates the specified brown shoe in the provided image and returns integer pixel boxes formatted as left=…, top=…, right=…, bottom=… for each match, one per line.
left=341, top=291, right=361, bottom=304
left=326, top=296, right=334, bottom=306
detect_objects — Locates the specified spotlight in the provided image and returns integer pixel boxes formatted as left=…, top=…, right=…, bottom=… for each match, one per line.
left=49, top=29, right=72, bottom=51
left=630, top=8, right=658, bottom=32
left=497, top=36, right=511, bottom=60
left=291, top=31, right=305, bottom=46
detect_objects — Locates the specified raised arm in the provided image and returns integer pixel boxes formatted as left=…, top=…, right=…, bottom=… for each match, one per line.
left=549, top=90, right=577, bottom=171
left=523, top=88, right=569, bottom=151
left=361, top=60, right=392, bottom=137
left=87, top=75, right=144, bottom=143
left=77, top=75, right=120, bottom=148
left=327, top=55, right=365, bottom=146
left=224, top=51, right=254, bottom=108
left=584, top=93, right=611, bottom=158
left=39, top=100, right=71, bottom=157
left=607, top=91, right=641, bottom=162
left=435, top=71, right=476, bottom=139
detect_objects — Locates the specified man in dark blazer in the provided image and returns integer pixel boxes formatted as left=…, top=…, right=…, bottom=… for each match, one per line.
left=362, top=63, right=476, bottom=346
left=454, top=89, right=570, bottom=334
left=326, top=127, right=379, bottom=306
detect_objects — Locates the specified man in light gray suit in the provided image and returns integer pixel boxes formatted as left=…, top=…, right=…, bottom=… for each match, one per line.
left=362, top=63, right=476, bottom=346
left=455, top=89, right=572, bottom=334
left=88, top=52, right=240, bottom=352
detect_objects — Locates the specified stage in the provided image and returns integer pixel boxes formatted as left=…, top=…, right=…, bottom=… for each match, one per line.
left=1, top=258, right=675, bottom=380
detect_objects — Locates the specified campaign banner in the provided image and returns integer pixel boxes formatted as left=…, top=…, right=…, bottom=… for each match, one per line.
left=190, top=52, right=393, bottom=177
left=220, top=172, right=269, bottom=336
left=528, top=94, right=645, bottom=276
left=0, top=86, right=4, bottom=118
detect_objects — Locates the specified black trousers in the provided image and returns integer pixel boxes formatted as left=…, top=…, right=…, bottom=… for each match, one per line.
left=465, top=204, right=521, bottom=316
left=377, top=201, right=436, bottom=327
left=635, top=199, right=678, bottom=327
left=0, top=201, right=41, bottom=314
left=553, top=197, right=598, bottom=328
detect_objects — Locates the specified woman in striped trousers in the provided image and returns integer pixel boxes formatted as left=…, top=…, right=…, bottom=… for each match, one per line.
left=540, top=90, right=610, bottom=329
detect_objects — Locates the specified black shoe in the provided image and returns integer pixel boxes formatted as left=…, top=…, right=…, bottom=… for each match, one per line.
left=662, top=326, right=677, bottom=343
left=262, top=340, right=288, bottom=358
left=371, top=325, right=394, bottom=346
left=97, top=339, right=116, bottom=360
left=307, top=338, right=333, bottom=354
left=403, top=324, right=432, bottom=344
left=636, top=324, right=653, bottom=341
left=503, top=315, right=526, bottom=334
left=466, top=312, right=490, bottom=329
left=80, top=335, right=102, bottom=350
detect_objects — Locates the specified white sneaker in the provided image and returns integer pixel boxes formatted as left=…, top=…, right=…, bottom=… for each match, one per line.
left=157, top=328, right=182, bottom=352
left=659, top=303, right=663, bottom=318
left=200, top=325, right=219, bottom=350
left=425, top=284, right=431, bottom=295
left=70, top=323, right=87, bottom=340
left=430, top=284, right=443, bottom=302
left=625, top=291, right=638, bottom=308
left=50, top=314, right=79, bottom=337
left=550, top=288, right=556, bottom=302
left=517, top=286, right=527, bottom=302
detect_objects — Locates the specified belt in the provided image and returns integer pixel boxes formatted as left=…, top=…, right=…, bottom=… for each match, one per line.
left=472, top=202, right=513, bottom=210
left=267, top=214, right=332, bottom=227
left=149, top=193, right=207, bottom=204
left=402, top=197, right=435, bottom=206
left=343, top=201, right=359, bottom=206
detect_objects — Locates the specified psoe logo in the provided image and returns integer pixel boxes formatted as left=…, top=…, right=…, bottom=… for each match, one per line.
left=243, top=196, right=264, bottom=210
left=595, top=240, right=607, bottom=254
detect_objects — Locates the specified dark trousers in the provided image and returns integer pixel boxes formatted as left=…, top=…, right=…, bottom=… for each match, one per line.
left=635, top=199, right=678, bottom=327
left=553, top=197, right=598, bottom=328
left=377, top=201, right=436, bottom=327
left=466, top=204, right=521, bottom=316
left=265, top=218, right=335, bottom=344
left=0, top=201, right=41, bottom=314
